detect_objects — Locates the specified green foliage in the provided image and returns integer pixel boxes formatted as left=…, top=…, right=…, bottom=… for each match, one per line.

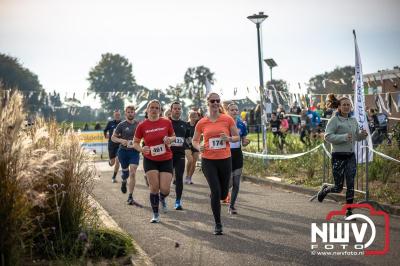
left=266, top=79, right=288, bottom=92
left=87, top=229, right=135, bottom=259
left=0, top=92, right=135, bottom=264
left=88, top=53, right=137, bottom=112
left=368, top=143, right=400, bottom=184
left=166, top=83, right=186, bottom=102
left=183, top=66, right=215, bottom=108
left=0, top=53, right=45, bottom=113
left=308, top=66, right=354, bottom=94
left=243, top=131, right=400, bottom=205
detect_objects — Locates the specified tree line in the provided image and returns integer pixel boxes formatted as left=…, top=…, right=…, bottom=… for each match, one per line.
left=1, top=52, right=356, bottom=120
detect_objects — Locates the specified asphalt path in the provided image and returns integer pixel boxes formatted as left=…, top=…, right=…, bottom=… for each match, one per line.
left=92, top=161, right=400, bottom=266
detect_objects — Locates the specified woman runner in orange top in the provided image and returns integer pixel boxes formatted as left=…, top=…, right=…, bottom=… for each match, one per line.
left=192, top=92, right=239, bottom=235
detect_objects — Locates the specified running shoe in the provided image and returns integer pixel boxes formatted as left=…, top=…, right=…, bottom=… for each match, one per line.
left=161, top=198, right=168, bottom=213
left=228, top=206, right=237, bottom=215
left=150, top=213, right=160, bottom=223
left=121, top=179, right=127, bottom=194
left=127, top=197, right=143, bottom=208
left=112, top=177, right=117, bottom=183
left=184, top=177, right=190, bottom=184
left=317, top=184, right=328, bottom=202
left=175, top=200, right=183, bottom=210
left=345, top=209, right=356, bottom=220
left=213, top=223, right=223, bottom=235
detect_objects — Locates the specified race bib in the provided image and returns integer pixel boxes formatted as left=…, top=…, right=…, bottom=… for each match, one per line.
left=230, top=140, right=241, bottom=149
left=209, top=137, right=226, bottom=150
left=150, top=144, right=166, bottom=156
left=301, top=120, right=306, bottom=126
left=171, top=137, right=184, bottom=147
left=272, top=127, right=278, bottom=133
left=127, top=140, right=134, bottom=148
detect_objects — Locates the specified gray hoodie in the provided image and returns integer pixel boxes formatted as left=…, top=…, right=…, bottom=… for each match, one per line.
left=324, top=115, right=367, bottom=153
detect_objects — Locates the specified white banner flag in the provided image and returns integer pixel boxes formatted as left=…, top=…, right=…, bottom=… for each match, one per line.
left=205, top=78, right=212, bottom=95
left=353, top=30, right=373, bottom=163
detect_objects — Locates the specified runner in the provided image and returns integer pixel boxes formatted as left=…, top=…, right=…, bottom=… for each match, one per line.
left=103, top=110, right=121, bottom=183
left=269, top=112, right=285, bottom=152
left=226, top=103, right=250, bottom=215
left=133, top=100, right=176, bottom=223
left=185, top=110, right=200, bottom=185
left=111, top=106, right=143, bottom=207
left=317, top=97, right=368, bottom=217
left=192, top=92, right=239, bottom=235
left=169, top=101, right=190, bottom=210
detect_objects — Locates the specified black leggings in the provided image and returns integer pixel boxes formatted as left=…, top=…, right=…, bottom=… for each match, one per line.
left=325, top=153, right=356, bottom=204
left=173, top=153, right=185, bottom=201
left=201, top=157, right=232, bottom=225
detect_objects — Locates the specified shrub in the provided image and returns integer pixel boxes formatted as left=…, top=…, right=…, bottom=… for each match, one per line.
left=1, top=91, right=135, bottom=264
left=243, top=131, right=400, bottom=205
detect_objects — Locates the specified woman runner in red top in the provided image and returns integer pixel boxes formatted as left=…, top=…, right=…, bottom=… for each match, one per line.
left=133, top=100, right=176, bottom=223
left=192, top=92, right=239, bottom=235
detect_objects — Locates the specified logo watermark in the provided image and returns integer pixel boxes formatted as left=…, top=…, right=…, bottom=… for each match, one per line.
left=310, top=203, right=390, bottom=256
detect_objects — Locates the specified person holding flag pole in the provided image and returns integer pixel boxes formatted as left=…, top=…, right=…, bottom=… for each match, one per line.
left=317, top=30, right=371, bottom=218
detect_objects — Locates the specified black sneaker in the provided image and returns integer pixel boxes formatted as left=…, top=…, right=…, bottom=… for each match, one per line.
left=317, top=184, right=328, bottom=202
left=121, top=179, right=127, bottom=194
left=127, top=197, right=143, bottom=208
left=214, top=223, right=223, bottom=235
left=228, top=206, right=237, bottom=215
left=345, top=209, right=356, bottom=220
left=112, top=177, right=117, bottom=183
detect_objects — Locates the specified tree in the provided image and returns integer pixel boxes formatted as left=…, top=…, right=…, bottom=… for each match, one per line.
left=266, top=79, right=288, bottom=93
left=165, top=83, right=185, bottom=102
left=265, top=79, right=289, bottom=108
left=87, top=53, right=137, bottom=112
left=0, top=53, right=45, bottom=113
left=183, top=66, right=215, bottom=108
left=308, top=66, right=354, bottom=94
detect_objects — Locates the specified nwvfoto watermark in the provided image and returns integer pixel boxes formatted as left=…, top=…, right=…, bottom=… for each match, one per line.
left=310, top=203, right=390, bottom=256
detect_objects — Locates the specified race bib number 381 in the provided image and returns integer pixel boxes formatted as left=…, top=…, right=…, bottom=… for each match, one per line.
left=150, top=144, right=166, bottom=156
left=209, top=138, right=226, bottom=150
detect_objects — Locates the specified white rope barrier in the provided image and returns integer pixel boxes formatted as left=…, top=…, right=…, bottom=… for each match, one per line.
left=243, top=144, right=322, bottom=160
left=244, top=143, right=399, bottom=163
left=321, top=143, right=332, bottom=159
left=370, top=148, right=400, bottom=163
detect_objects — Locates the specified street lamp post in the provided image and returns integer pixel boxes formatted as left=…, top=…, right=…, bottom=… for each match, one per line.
left=264, top=58, right=277, bottom=83
left=247, top=12, right=268, bottom=152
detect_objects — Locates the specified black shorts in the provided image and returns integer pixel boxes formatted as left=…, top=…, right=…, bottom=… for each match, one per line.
left=108, top=142, right=120, bottom=159
left=187, top=145, right=199, bottom=153
left=231, top=148, right=243, bottom=171
left=143, top=157, right=173, bottom=174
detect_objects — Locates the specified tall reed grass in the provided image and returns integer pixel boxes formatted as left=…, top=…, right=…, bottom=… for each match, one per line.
left=0, top=91, right=97, bottom=264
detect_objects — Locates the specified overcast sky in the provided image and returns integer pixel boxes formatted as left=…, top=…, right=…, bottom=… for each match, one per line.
left=1, top=0, right=399, bottom=107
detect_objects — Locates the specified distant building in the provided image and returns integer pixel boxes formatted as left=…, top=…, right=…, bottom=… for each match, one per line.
left=363, top=67, right=400, bottom=121
left=223, top=97, right=257, bottom=111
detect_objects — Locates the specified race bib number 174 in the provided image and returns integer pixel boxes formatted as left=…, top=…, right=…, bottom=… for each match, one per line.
left=209, top=138, right=226, bottom=150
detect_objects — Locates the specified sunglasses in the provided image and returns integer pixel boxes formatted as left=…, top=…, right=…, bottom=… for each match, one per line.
left=209, top=99, right=220, bottom=104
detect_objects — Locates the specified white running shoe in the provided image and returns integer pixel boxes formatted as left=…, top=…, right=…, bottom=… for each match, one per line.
left=150, top=213, right=160, bottom=223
